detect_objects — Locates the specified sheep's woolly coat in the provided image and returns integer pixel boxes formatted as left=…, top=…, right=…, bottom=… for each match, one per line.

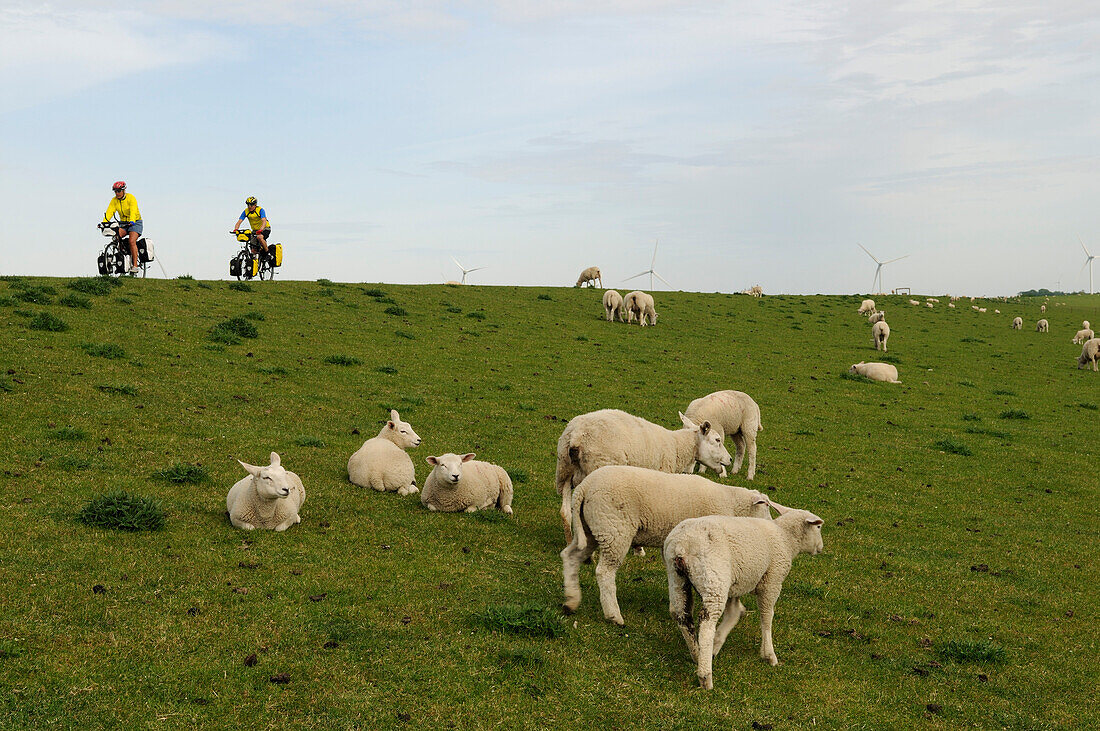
left=421, top=453, right=514, bottom=514
left=575, top=266, right=602, bottom=288
left=684, top=390, right=762, bottom=480
left=226, top=452, right=306, bottom=531
left=1012, top=317, right=1023, bottom=330
left=602, top=289, right=625, bottom=322
left=872, top=320, right=890, bottom=351
left=624, top=291, right=655, bottom=325
left=849, top=361, right=900, bottom=383
left=347, top=410, right=421, bottom=495
left=1078, top=338, right=1100, bottom=371
left=868, top=311, right=886, bottom=324
left=1073, top=328, right=1095, bottom=345
left=560, top=465, right=772, bottom=625
left=1036, top=319, right=1049, bottom=332
left=857, top=299, right=875, bottom=315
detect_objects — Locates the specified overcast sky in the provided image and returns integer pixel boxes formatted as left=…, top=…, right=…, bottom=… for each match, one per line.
left=2, top=1, right=1098, bottom=294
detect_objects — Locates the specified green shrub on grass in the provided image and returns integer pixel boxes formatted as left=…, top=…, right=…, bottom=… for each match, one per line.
left=324, top=355, right=362, bottom=366
left=67, top=277, right=118, bottom=296
left=58, top=294, right=92, bottom=309
left=474, top=604, right=566, bottom=639
left=50, top=426, right=85, bottom=441
left=212, top=317, right=259, bottom=340
left=29, top=312, right=69, bottom=332
left=0, top=296, right=14, bottom=307
left=243, top=311, right=266, bottom=321
left=228, top=282, right=253, bottom=292
left=317, top=278, right=334, bottom=286
left=96, top=384, right=137, bottom=396
left=152, top=463, right=210, bottom=484
left=15, top=286, right=56, bottom=305
left=1000, top=409, right=1030, bottom=420
left=466, top=311, right=486, bottom=321
left=79, top=491, right=165, bottom=532
left=932, top=438, right=972, bottom=456
left=384, top=306, right=408, bottom=316
left=177, top=274, right=194, bottom=280
left=937, top=639, right=1006, bottom=664
left=376, top=365, right=398, bottom=374
left=361, top=288, right=387, bottom=298
left=81, top=343, right=125, bottom=359
left=294, top=436, right=326, bottom=447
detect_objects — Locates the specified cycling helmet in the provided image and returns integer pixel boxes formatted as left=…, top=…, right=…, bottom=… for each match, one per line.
left=112, top=181, right=126, bottom=191
left=245, top=196, right=258, bottom=205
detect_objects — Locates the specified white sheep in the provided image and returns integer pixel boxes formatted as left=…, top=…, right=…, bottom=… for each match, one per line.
left=995, top=309, right=1001, bottom=314
left=948, top=302, right=955, bottom=308
left=1072, top=328, right=1095, bottom=345
left=979, top=307, right=987, bottom=313
left=848, top=361, right=900, bottom=383
left=1040, top=304, right=1046, bottom=313
left=623, top=291, right=642, bottom=324
left=1084, top=320, right=1091, bottom=330
left=926, top=302, right=934, bottom=309
left=602, top=289, right=626, bottom=322
left=347, top=409, right=422, bottom=496
left=1078, top=338, right=1100, bottom=371
left=857, top=299, right=876, bottom=315
left=575, top=266, right=602, bottom=288
left=1012, top=317, right=1023, bottom=330
left=560, top=465, right=774, bottom=626
left=749, top=285, right=763, bottom=298
left=926, top=297, right=939, bottom=303
left=555, top=409, right=732, bottom=543
left=664, top=508, right=824, bottom=689
left=1036, top=319, right=1049, bottom=333
left=640, top=294, right=658, bottom=326
left=226, top=452, right=305, bottom=531
left=625, top=291, right=657, bottom=326
left=683, top=390, right=762, bottom=480
left=872, top=320, right=890, bottom=351
left=421, top=453, right=513, bottom=514
left=908, top=299, right=919, bottom=306
left=868, top=310, right=886, bottom=324
left=971, top=305, right=980, bottom=311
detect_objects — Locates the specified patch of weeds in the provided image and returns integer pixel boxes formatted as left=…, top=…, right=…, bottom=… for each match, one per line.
left=82, top=343, right=126, bottom=359
left=999, top=410, right=1029, bottom=420
left=992, top=389, right=1016, bottom=396
left=208, top=330, right=241, bottom=345
left=0, top=376, right=14, bottom=393
left=95, top=384, right=137, bottom=396
left=473, top=510, right=510, bottom=525
left=961, top=413, right=981, bottom=421
left=29, top=312, right=69, bottom=332
left=376, top=365, right=398, bottom=375
left=195, top=281, right=212, bottom=290
left=517, top=403, right=537, bottom=411
left=228, top=282, right=253, bottom=292
left=324, top=355, right=362, bottom=366
left=317, top=278, right=334, bottom=286
left=394, top=331, right=416, bottom=340
left=937, top=639, right=1006, bottom=664
left=400, top=396, right=425, bottom=406
left=115, top=297, right=133, bottom=304
left=13, top=309, right=33, bottom=318
left=964, top=427, right=1009, bottom=439
left=840, top=372, right=873, bottom=383
left=257, top=366, right=287, bottom=375
left=537, top=294, right=553, bottom=301
left=361, top=288, right=387, bottom=298
left=153, top=463, right=210, bottom=485
left=446, top=306, right=462, bottom=314
left=1078, top=402, right=1099, bottom=411
left=960, top=337, right=985, bottom=344
left=794, top=429, right=815, bottom=436
left=474, top=604, right=565, bottom=638
left=375, top=296, right=396, bottom=304
left=0, top=296, right=14, bottom=307
left=384, top=306, right=408, bottom=316
left=50, top=426, right=85, bottom=441
left=55, top=456, right=91, bottom=470
left=0, top=640, right=26, bottom=660
left=79, top=491, right=165, bottom=532
left=575, top=335, right=588, bottom=342
left=58, top=294, right=92, bottom=309
left=68, top=277, right=120, bottom=296
left=210, top=317, right=259, bottom=343
left=177, top=274, right=194, bottom=280
left=932, top=438, right=972, bottom=456
left=294, top=436, right=326, bottom=448
left=15, top=286, right=57, bottom=304
left=879, top=354, right=900, bottom=363
left=319, top=288, right=336, bottom=297
left=466, top=311, right=486, bottom=321
left=243, top=311, right=266, bottom=321
left=958, top=380, right=976, bottom=388
left=506, top=468, right=528, bottom=484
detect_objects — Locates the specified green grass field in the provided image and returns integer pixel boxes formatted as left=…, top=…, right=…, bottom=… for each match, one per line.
left=1, top=276, right=1097, bottom=729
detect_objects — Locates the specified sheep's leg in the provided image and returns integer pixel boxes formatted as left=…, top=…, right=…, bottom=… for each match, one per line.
left=560, top=485, right=573, bottom=545
left=274, top=517, right=297, bottom=532
left=229, top=513, right=255, bottom=530
left=756, top=586, right=782, bottom=666
left=594, top=547, right=627, bottom=626
left=560, top=538, right=594, bottom=613
left=731, top=433, right=746, bottom=475
left=711, top=597, right=746, bottom=658
left=744, top=436, right=757, bottom=481
left=667, top=567, right=698, bottom=662
left=695, top=599, right=724, bottom=690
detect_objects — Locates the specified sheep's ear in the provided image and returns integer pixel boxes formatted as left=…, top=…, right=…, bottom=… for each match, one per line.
left=461, top=453, right=476, bottom=462
left=387, top=420, right=396, bottom=430
left=806, top=516, right=824, bottom=526
left=426, top=456, right=439, bottom=466
left=678, top=412, right=698, bottom=430
left=700, top=420, right=712, bottom=435
left=269, top=452, right=280, bottom=467
left=238, top=460, right=260, bottom=477
left=752, top=493, right=769, bottom=506
left=769, top=499, right=792, bottom=515
left=390, top=409, right=400, bottom=422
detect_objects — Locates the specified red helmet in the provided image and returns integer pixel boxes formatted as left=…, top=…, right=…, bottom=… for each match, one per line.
left=112, top=181, right=126, bottom=191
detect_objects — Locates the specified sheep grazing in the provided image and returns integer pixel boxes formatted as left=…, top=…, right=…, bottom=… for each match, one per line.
left=1012, top=316, right=1023, bottom=330
left=226, top=452, right=306, bottom=531
left=872, top=320, right=890, bottom=351
left=575, top=266, right=602, bottom=288
left=554, top=409, right=732, bottom=543
left=979, top=307, right=987, bottom=313
left=948, top=302, right=955, bottom=308
left=1036, top=319, right=1049, bottom=333
left=848, top=361, right=900, bottom=383
left=625, top=291, right=657, bottom=326
left=1041, top=304, right=1047, bottom=313
left=1078, top=338, right=1100, bottom=371
left=749, top=285, right=764, bottom=297
left=664, top=508, right=824, bottom=689
left=683, top=390, right=762, bottom=480
left=560, top=465, right=774, bottom=626
left=421, top=453, right=513, bottom=514
left=971, top=305, right=980, bottom=311
left=1072, top=328, right=1095, bottom=345
left=927, top=297, right=939, bottom=303
left=907, top=299, right=918, bottom=306
left=602, top=289, right=626, bottom=322
left=868, top=310, right=886, bottom=324
left=623, top=291, right=641, bottom=324
left=347, top=409, right=422, bottom=496
left=857, top=299, right=876, bottom=315
left=926, top=302, right=934, bottom=309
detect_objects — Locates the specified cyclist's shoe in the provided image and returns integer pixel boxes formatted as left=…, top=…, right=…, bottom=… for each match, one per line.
left=128, top=265, right=140, bottom=275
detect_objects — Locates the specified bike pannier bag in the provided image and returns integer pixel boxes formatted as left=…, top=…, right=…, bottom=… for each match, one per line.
left=229, top=258, right=241, bottom=277
left=273, top=243, right=283, bottom=267
left=250, top=257, right=259, bottom=278
left=112, top=253, right=127, bottom=274
left=97, top=253, right=109, bottom=275
left=137, top=238, right=154, bottom=263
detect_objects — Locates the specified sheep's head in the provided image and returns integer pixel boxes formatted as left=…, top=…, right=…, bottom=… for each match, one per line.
left=848, top=362, right=864, bottom=374
left=778, top=509, right=825, bottom=555
left=748, top=491, right=772, bottom=519
left=426, top=453, right=475, bottom=485
left=384, top=409, right=422, bottom=448
left=238, top=452, right=292, bottom=501
left=679, top=412, right=731, bottom=472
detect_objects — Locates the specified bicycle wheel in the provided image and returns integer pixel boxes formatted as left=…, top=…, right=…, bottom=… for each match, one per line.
left=234, top=252, right=250, bottom=281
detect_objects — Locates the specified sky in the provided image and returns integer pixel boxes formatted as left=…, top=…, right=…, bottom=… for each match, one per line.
left=1, top=0, right=1098, bottom=295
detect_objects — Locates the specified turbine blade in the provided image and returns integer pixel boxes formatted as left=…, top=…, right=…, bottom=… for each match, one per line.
left=882, top=255, right=910, bottom=265
left=1082, top=260, right=1090, bottom=274
left=623, top=271, right=648, bottom=282
left=451, top=256, right=464, bottom=270
left=651, top=240, right=658, bottom=268
left=467, top=266, right=487, bottom=273
left=1080, top=234, right=1092, bottom=258
left=857, top=243, right=881, bottom=263
left=653, top=272, right=674, bottom=288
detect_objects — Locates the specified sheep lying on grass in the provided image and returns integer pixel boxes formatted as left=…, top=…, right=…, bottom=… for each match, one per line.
left=684, top=390, right=762, bottom=480
left=1072, top=328, right=1095, bottom=345
left=422, top=453, right=513, bottom=514
left=664, top=508, right=824, bottom=689
left=1012, top=317, right=1023, bottom=330
left=602, top=290, right=625, bottom=322
left=1078, top=338, right=1100, bottom=371
left=868, top=311, right=886, bottom=324
left=849, top=362, right=900, bottom=383
left=227, top=452, right=305, bottom=531
left=560, top=465, right=773, bottom=626
left=347, top=409, right=422, bottom=495
left=575, top=266, right=602, bottom=288
left=1037, top=319, right=1049, bottom=333
left=857, top=299, right=875, bottom=315
left=908, top=299, right=919, bottom=306
left=555, top=410, right=731, bottom=543
left=872, top=320, right=890, bottom=351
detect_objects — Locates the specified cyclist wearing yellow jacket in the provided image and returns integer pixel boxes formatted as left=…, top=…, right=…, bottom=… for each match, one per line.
left=230, top=196, right=272, bottom=260
left=103, top=181, right=142, bottom=274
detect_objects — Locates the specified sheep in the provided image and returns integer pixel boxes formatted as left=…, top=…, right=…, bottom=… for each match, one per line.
left=1012, top=317, right=1023, bottom=330
left=421, top=453, right=513, bottom=514
left=971, top=305, right=980, bottom=311
left=226, top=452, right=306, bottom=531
left=750, top=285, right=763, bottom=297
left=623, top=291, right=642, bottom=324
left=926, top=302, right=934, bottom=309
left=575, top=266, right=602, bottom=288
left=857, top=299, right=876, bottom=315
left=1036, top=319, right=1049, bottom=333
left=683, top=390, right=762, bottom=480
left=872, top=320, right=890, bottom=351
left=1073, top=328, right=1095, bottom=345
left=868, top=310, right=886, bottom=324
left=1079, top=338, right=1100, bottom=371
left=1084, top=320, right=1091, bottom=330
left=908, top=299, right=919, bottom=306
left=995, top=309, right=1001, bottom=314
left=1041, top=304, right=1046, bottom=313
left=927, top=297, right=939, bottom=303
left=602, top=289, right=626, bottom=322
left=948, top=302, right=955, bottom=308
left=347, top=409, right=422, bottom=496
left=848, top=361, right=900, bottom=383
left=979, top=307, right=987, bottom=313
left=560, top=465, right=774, bottom=626
left=664, top=508, right=824, bottom=689
left=554, top=409, right=732, bottom=543
left=625, top=291, right=657, bottom=326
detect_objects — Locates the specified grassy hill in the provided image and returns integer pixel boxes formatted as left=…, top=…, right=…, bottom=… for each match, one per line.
left=1, top=276, right=1097, bottom=729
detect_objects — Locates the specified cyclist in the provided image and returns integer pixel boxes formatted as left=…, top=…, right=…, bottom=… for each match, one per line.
left=102, top=181, right=143, bottom=274
left=231, top=196, right=273, bottom=263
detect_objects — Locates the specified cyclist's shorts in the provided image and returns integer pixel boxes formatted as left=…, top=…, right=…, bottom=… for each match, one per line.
left=259, top=227, right=271, bottom=240
left=119, top=220, right=143, bottom=236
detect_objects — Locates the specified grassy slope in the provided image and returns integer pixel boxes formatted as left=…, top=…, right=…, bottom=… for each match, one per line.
left=1, top=277, right=1098, bottom=729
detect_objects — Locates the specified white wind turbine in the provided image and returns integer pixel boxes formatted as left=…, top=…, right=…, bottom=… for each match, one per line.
left=858, top=243, right=909, bottom=294
left=1079, top=235, right=1095, bottom=294
left=451, top=256, right=486, bottom=285
left=623, top=240, right=673, bottom=290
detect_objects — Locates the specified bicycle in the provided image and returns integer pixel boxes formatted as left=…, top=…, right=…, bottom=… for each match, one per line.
left=97, top=221, right=154, bottom=277
left=229, top=231, right=282, bottom=281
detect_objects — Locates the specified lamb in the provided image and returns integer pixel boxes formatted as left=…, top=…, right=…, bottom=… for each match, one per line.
left=664, top=508, right=824, bottom=689
left=1036, top=319, right=1049, bottom=333
left=872, top=320, right=890, bottom=351
left=602, top=289, right=626, bottom=322
left=1012, top=317, right=1023, bottom=330
left=908, top=299, right=919, bottom=306
left=1078, top=338, right=1100, bottom=371
left=1041, top=304, right=1046, bottom=313
left=226, top=452, right=306, bottom=531
left=683, top=390, right=762, bottom=480
left=625, top=291, right=657, bottom=326
left=848, top=361, right=900, bottom=383
left=868, top=310, right=886, bottom=324
left=421, top=453, right=513, bottom=514
left=1073, top=328, right=1095, bottom=345
left=554, top=409, right=732, bottom=543
left=347, top=409, right=422, bottom=496
left=575, top=266, right=602, bottom=288
left=560, top=465, right=774, bottom=626
left=857, top=299, right=876, bottom=315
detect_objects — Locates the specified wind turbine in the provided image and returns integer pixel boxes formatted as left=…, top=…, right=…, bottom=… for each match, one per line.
left=858, top=243, right=909, bottom=294
left=451, top=256, right=486, bottom=285
left=623, top=240, right=673, bottom=290
left=1079, top=235, right=1095, bottom=294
